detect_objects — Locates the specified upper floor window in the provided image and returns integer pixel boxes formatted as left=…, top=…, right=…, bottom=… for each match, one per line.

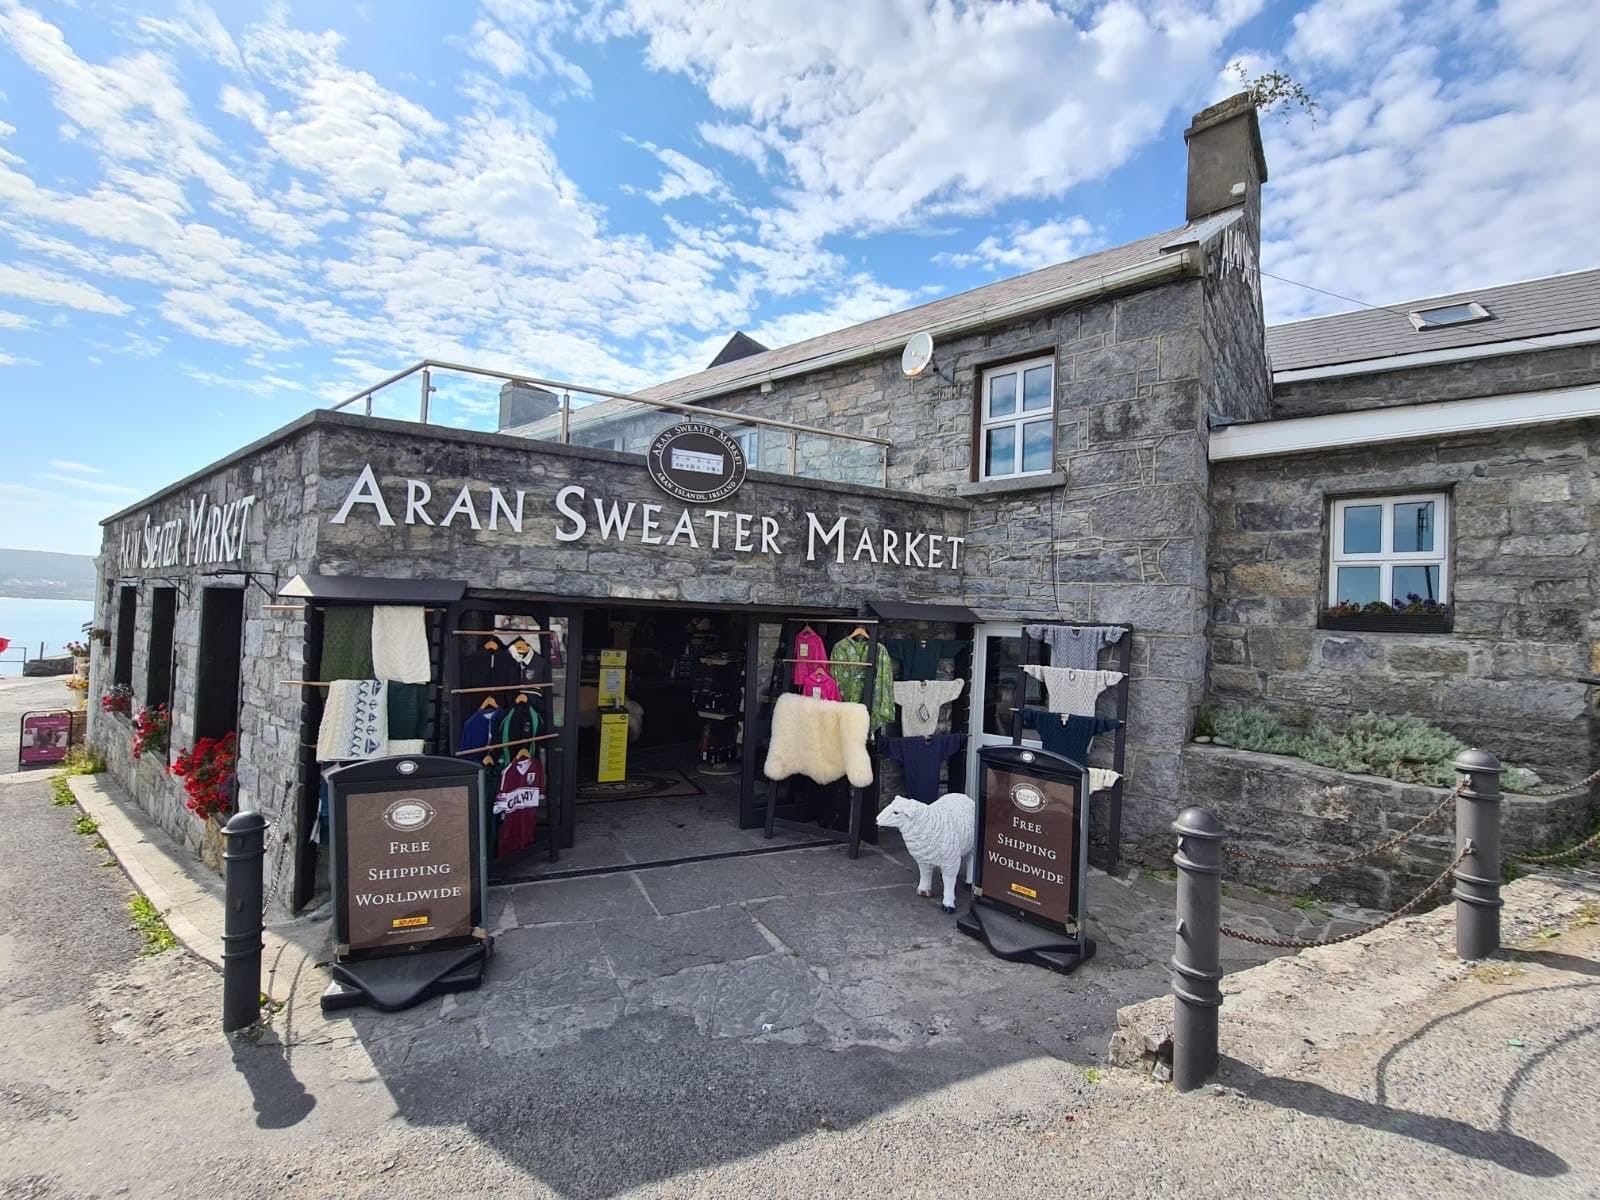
left=978, top=356, right=1055, bottom=481
left=1329, top=494, right=1449, bottom=607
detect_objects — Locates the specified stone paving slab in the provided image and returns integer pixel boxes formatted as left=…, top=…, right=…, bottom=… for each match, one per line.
left=747, top=883, right=962, bottom=965
left=594, top=904, right=772, bottom=980
left=495, top=869, right=659, bottom=928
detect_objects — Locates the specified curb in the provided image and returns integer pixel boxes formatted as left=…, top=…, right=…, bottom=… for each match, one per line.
left=64, top=773, right=320, bottom=1004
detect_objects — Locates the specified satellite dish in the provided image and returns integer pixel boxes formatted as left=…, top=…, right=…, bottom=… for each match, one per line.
left=901, top=331, right=934, bottom=378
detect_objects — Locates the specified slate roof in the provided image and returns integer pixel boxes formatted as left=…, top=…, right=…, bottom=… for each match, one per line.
left=632, top=217, right=1228, bottom=406
left=1266, top=268, right=1600, bottom=373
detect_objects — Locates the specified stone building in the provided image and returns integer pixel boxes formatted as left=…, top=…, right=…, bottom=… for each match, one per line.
left=86, top=94, right=1598, bottom=913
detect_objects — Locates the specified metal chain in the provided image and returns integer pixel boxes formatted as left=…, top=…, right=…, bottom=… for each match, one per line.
left=259, top=821, right=293, bottom=915
left=1220, top=847, right=1468, bottom=950
left=1225, top=779, right=1467, bottom=872
left=1508, top=823, right=1600, bottom=865
left=1509, top=765, right=1600, bottom=801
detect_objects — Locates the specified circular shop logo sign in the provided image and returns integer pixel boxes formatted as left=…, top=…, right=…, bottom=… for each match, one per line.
left=382, top=798, right=436, bottom=832
left=1010, top=783, right=1046, bottom=813
left=646, top=422, right=747, bottom=504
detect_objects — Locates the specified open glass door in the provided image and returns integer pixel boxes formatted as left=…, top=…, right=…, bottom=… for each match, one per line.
left=966, top=623, right=1047, bottom=797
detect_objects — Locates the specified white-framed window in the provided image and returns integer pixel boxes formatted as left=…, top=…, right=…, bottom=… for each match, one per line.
left=978, top=355, right=1055, bottom=481
left=1328, top=493, right=1449, bottom=607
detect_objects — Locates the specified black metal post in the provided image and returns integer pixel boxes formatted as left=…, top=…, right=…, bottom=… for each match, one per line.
left=221, top=809, right=268, bottom=1032
left=1453, top=748, right=1503, bottom=961
left=1171, top=807, right=1225, bottom=1092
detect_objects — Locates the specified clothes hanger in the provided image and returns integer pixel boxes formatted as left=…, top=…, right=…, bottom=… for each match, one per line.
left=850, top=625, right=869, bottom=640
left=484, top=637, right=501, bottom=652
left=510, top=636, right=532, bottom=653
left=514, top=746, right=532, bottom=762
left=514, top=692, right=529, bottom=705
left=799, top=622, right=814, bottom=635
left=479, top=696, right=499, bottom=709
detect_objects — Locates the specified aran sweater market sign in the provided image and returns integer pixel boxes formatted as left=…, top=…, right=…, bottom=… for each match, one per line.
left=113, top=491, right=258, bottom=572
left=328, top=463, right=966, bottom=572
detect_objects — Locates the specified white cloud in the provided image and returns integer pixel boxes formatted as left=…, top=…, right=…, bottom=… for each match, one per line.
left=749, top=274, right=916, bottom=348
left=936, top=217, right=1101, bottom=271
left=632, top=141, right=729, bottom=204
left=47, top=458, right=104, bottom=474
left=609, top=0, right=1262, bottom=246
left=0, top=349, right=39, bottom=366
left=38, top=473, right=141, bottom=495
left=464, top=0, right=592, bottom=94
left=0, top=262, right=129, bottom=313
left=0, top=481, right=57, bottom=497
left=1260, top=0, right=1600, bottom=321
left=698, top=121, right=770, bottom=171
left=136, top=2, right=243, bottom=71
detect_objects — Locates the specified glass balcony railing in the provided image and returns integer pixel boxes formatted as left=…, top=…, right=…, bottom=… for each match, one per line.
left=329, top=360, right=890, bottom=489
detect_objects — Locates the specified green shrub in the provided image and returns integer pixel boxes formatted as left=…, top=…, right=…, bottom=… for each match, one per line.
left=62, top=746, right=105, bottom=776
left=1294, top=712, right=1465, bottom=786
left=1209, top=705, right=1299, bottom=755
left=1202, top=705, right=1540, bottom=790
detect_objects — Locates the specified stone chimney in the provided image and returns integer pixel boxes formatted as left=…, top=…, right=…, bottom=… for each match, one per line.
left=498, top=381, right=558, bottom=431
left=1184, top=92, right=1267, bottom=229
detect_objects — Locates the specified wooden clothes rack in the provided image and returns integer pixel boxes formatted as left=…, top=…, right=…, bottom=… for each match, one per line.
left=451, top=683, right=553, bottom=695
left=453, top=733, right=558, bottom=757
left=452, top=628, right=555, bottom=637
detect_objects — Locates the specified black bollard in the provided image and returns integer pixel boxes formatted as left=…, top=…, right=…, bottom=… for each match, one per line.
left=221, top=809, right=268, bottom=1033
left=1453, top=748, right=1503, bottom=962
left=1171, top=806, right=1225, bottom=1092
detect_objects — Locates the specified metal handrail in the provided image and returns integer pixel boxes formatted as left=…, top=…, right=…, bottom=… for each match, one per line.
left=330, top=358, right=892, bottom=448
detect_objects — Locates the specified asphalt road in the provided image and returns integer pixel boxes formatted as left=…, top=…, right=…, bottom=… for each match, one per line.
left=2, top=663, right=1597, bottom=1199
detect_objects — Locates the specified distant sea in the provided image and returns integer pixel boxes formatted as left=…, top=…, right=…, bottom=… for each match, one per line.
left=0, top=596, right=94, bottom=677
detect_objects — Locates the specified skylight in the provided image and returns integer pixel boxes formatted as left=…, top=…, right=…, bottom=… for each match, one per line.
left=1408, top=301, right=1492, bottom=331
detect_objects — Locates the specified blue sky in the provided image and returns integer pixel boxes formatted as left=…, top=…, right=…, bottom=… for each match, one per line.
left=1, top=0, right=1596, bottom=555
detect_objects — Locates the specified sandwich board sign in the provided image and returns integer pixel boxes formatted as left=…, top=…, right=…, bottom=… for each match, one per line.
left=957, top=743, right=1094, bottom=974
left=321, top=754, right=491, bottom=1012
left=19, top=709, right=73, bottom=769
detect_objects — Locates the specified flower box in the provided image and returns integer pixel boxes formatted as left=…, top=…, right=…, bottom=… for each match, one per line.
left=1319, top=610, right=1452, bottom=633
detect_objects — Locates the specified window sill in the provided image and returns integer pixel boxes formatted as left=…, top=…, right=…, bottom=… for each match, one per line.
left=956, top=471, right=1066, bottom=498
left=1318, top=612, right=1452, bottom=634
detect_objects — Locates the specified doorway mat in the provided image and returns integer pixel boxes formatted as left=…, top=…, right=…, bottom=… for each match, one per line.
left=575, top=768, right=705, bottom=804
left=490, top=837, right=839, bottom=886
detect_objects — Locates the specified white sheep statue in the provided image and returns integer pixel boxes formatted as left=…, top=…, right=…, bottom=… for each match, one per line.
left=876, top=793, right=976, bottom=913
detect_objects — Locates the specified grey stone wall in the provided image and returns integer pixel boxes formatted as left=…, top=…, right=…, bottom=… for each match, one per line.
left=91, top=428, right=320, bottom=908
left=1207, top=421, right=1599, bottom=778
left=1272, top=342, right=1600, bottom=419
left=314, top=416, right=968, bottom=611
left=1180, top=745, right=1594, bottom=909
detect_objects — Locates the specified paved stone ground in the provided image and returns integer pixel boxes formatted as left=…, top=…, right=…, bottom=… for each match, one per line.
left=5, top=674, right=1598, bottom=1198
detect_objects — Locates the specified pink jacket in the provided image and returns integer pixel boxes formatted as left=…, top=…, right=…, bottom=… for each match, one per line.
left=792, top=629, right=829, bottom=687
left=797, top=666, right=841, bottom=703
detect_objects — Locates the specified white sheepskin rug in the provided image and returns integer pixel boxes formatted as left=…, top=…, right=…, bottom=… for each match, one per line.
left=763, top=693, right=874, bottom=788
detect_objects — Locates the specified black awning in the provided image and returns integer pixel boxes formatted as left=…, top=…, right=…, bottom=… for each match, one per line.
left=869, top=600, right=982, bottom=624
left=278, top=574, right=467, bottom=605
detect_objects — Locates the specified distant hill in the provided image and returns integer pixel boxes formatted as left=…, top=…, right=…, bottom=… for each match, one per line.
left=0, top=548, right=97, bottom=600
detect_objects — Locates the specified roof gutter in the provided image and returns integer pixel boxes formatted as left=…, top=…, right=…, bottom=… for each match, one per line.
left=648, top=248, right=1199, bottom=407
left=1210, top=382, right=1600, bottom=462
left=1272, top=326, right=1600, bottom=384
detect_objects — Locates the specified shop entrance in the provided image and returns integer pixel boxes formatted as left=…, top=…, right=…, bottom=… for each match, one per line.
left=454, top=600, right=836, bottom=885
